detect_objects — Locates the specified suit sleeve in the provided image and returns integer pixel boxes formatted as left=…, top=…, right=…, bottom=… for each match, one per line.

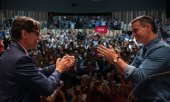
left=39, top=65, right=55, bottom=77
left=14, top=56, right=61, bottom=96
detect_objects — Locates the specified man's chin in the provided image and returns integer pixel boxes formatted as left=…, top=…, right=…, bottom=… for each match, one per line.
left=31, top=46, right=37, bottom=50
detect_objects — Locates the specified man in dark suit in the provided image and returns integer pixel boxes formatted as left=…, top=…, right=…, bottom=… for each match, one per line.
left=0, top=16, right=75, bottom=102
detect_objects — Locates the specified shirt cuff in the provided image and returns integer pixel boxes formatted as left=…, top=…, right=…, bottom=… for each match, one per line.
left=124, top=65, right=135, bottom=78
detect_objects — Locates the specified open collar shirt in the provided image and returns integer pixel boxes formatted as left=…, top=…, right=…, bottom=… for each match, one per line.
left=124, top=36, right=170, bottom=101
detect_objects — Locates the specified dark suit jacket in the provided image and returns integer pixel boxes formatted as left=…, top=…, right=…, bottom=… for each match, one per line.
left=0, top=42, right=61, bottom=102
left=0, top=50, right=5, bottom=57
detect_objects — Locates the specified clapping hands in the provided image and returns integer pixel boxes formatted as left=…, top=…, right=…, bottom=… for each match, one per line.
left=56, top=55, right=75, bottom=73
left=97, top=44, right=118, bottom=64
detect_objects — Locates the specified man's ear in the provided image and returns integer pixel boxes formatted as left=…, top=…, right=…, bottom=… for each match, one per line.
left=21, top=30, right=27, bottom=38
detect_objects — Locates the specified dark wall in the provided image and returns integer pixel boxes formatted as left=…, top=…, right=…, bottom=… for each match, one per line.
left=1, top=0, right=166, bottom=13
left=0, top=0, right=1, bottom=10
left=166, top=0, right=170, bottom=18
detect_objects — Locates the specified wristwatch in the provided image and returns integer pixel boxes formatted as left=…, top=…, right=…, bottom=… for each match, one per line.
left=113, top=56, right=120, bottom=63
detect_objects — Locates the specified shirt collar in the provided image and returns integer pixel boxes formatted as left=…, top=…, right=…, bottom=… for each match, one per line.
left=144, top=36, right=160, bottom=51
left=18, top=43, right=29, bottom=56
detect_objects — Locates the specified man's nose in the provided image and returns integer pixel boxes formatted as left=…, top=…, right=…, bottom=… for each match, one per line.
left=37, top=35, right=42, bottom=42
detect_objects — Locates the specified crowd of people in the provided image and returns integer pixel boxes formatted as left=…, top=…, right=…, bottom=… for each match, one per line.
left=47, top=15, right=123, bottom=30
left=0, top=15, right=170, bottom=102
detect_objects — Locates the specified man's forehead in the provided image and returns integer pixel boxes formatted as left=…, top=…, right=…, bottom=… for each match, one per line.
left=131, top=21, right=141, bottom=28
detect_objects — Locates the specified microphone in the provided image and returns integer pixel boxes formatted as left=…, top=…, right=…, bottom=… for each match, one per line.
left=128, top=71, right=170, bottom=102
left=148, top=71, right=170, bottom=79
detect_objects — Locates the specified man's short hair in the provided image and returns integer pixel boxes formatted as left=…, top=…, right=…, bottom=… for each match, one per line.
left=11, top=16, right=40, bottom=41
left=130, top=15, right=157, bottom=34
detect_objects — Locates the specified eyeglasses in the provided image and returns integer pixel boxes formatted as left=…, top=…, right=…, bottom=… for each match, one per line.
left=30, top=30, right=40, bottom=36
